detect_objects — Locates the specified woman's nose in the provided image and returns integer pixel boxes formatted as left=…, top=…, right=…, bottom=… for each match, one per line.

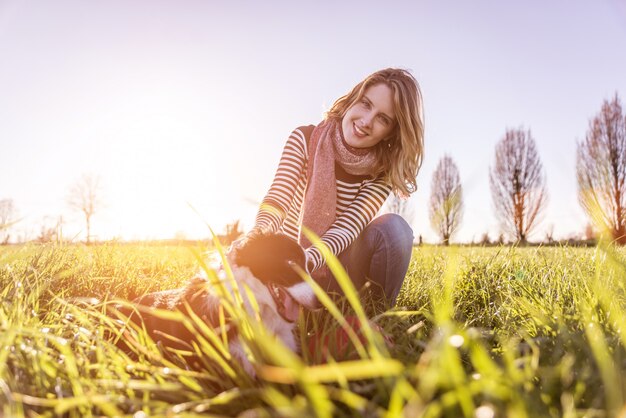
left=361, top=112, right=373, bottom=127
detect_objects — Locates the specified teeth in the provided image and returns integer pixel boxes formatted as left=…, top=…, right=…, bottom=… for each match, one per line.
left=354, top=124, right=366, bottom=136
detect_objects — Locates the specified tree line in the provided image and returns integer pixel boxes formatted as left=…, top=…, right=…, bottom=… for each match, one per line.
left=0, top=174, right=102, bottom=244
left=0, top=173, right=243, bottom=245
left=2, top=94, right=625, bottom=246
left=426, top=93, right=625, bottom=245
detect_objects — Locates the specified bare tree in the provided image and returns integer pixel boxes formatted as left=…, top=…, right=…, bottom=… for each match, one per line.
left=576, top=94, right=626, bottom=244
left=583, top=223, right=597, bottom=242
left=222, top=219, right=243, bottom=245
left=0, top=199, right=18, bottom=244
left=428, top=155, right=463, bottom=245
left=479, top=232, right=491, bottom=246
left=544, top=223, right=555, bottom=244
left=67, top=174, right=102, bottom=244
left=37, top=216, right=64, bottom=244
left=489, top=128, right=547, bottom=244
left=384, top=193, right=415, bottom=226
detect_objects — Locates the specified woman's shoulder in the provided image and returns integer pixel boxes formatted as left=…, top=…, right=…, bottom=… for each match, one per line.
left=291, top=124, right=316, bottom=141
left=286, top=124, right=316, bottom=152
left=279, top=125, right=316, bottom=158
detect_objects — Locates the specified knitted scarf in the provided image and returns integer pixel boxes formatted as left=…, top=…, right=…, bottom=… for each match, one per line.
left=299, top=118, right=378, bottom=250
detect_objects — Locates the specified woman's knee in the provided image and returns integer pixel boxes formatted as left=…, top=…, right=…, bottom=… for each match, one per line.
left=367, top=213, right=414, bottom=251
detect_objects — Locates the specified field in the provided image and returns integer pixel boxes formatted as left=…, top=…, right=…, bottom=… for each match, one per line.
left=1, top=242, right=626, bottom=417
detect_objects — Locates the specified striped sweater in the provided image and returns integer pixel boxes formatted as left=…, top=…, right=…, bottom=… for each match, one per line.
left=252, top=126, right=392, bottom=272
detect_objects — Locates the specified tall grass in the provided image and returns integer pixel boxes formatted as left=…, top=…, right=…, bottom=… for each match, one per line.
left=1, top=241, right=625, bottom=417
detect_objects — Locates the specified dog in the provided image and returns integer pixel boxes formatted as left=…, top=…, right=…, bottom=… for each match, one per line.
left=113, top=233, right=319, bottom=375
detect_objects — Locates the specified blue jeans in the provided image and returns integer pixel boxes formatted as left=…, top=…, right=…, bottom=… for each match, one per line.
left=318, top=214, right=414, bottom=306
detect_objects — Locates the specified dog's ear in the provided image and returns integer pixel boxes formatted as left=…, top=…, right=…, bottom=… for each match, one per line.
left=179, top=278, right=228, bottom=326
left=234, top=233, right=305, bottom=286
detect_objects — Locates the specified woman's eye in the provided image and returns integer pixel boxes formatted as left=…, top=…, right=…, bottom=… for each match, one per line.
left=378, top=116, right=390, bottom=126
left=361, top=100, right=370, bottom=109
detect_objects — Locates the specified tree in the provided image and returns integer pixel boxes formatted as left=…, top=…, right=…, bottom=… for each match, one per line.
left=544, top=223, right=555, bottom=244
left=0, top=199, right=18, bottom=244
left=37, top=216, right=64, bottom=244
left=67, top=174, right=102, bottom=244
left=583, top=223, right=597, bottom=241
left=384, top=193, right=416, bottom=227
left=576, top=94, right=626, bottom=244
left=489, top=128, right=547, bottom=244
left=479, top=232, right=491, bottom=246
left=428, top=155, right=463, bottom=245
left=222, top=220, right=243, bottom=245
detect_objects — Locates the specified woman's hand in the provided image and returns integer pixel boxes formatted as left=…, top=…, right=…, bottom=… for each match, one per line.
left=227, top=230, right=261, bottom=256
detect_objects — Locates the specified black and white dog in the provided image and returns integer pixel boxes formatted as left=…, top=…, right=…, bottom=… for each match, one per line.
left=114, top=233, right=318, bottom=374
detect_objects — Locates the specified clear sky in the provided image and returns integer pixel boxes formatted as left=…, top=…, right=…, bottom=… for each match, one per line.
left=1, top=0, right=625, bottom=243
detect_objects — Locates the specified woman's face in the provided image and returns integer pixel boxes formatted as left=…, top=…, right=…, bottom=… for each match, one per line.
left=341, top=83, right=396, bottom=149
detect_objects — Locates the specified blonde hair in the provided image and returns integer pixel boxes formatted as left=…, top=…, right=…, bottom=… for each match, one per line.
left=326, top=68, right=424, bottom=197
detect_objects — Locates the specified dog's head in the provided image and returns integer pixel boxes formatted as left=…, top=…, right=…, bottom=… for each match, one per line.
left=234, top=233, right=306, bottom=287
left=232, top=233, right=319, bottom=322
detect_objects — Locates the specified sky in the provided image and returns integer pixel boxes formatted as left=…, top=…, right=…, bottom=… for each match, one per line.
left=1, top=0, right=626, bottom=243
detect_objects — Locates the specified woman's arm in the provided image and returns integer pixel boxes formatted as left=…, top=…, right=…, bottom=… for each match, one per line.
left=305, top=177, right=392, bottom=271
left=251, top=127, right=308, bottom=235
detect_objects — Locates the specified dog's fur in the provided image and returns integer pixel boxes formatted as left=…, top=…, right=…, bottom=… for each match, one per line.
left=114, top=233, right=317, bottom=374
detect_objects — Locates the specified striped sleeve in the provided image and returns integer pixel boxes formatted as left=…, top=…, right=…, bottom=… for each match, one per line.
left=305, top=177, right=392, bottom=271
left=252, top=128, right=307, bottom=234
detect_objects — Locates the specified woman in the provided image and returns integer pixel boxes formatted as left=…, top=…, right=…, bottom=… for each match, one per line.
left=237, top=68, right=424, bottom=306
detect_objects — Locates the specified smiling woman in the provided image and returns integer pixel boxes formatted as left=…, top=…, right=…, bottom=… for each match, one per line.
left=235, top=68, right=425, bottom=309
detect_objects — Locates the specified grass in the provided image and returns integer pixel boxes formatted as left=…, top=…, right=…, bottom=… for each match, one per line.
left=1, top=241, right=626, bottom=417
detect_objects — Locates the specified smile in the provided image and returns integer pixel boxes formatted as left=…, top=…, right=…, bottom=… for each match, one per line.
left=353, top=123, right=368, bottom=138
